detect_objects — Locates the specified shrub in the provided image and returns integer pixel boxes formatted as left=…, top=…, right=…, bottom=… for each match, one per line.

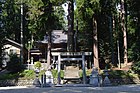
left=108, top=70, right=138, bottom=79
left=132, top=61, right=140, bottom=74
left=34, top=61, right=41, bottom=69
left=0, top=73, right=19, bottom=80
left=52, top=69, right=64, bottom=78
left=6, top=54, right=23, bottom=73
left=19, top=70, right=35, bottom=79
left=109, top=70, right=128, bottom=78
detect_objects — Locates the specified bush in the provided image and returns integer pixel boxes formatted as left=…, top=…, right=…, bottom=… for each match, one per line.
left=0, top=73, right=19, bottom=80
left=109, top=70, right=128, bottom=78
left=132, top=61, right=140, bottom=74
left=7, top=54, right=23, bottom=73
left=19, top=70, right=35, bottom=79
left=52, top=69, right=64, bottom=78
left=0, top=70, right=35, bottom=80
left=108, top=70, right=139, bottom=79
left=34, top=61, right=41, bottom=69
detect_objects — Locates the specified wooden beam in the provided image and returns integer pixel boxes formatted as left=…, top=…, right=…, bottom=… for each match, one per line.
left=61, top=58, right=83, bottom=61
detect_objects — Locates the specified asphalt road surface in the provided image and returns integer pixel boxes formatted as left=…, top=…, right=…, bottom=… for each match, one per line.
left=0, top=84, right=140, bottom=93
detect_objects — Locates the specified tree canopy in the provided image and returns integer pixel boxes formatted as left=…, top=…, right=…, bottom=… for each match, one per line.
left=0, top=0, right=140, bottom=74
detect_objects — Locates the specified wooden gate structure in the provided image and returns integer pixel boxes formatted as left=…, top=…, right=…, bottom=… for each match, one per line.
left=52, top=52, right=92, bottom=84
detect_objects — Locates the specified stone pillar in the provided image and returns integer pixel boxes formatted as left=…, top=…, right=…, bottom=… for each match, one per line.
left=82, top=52, right=86, bottom=84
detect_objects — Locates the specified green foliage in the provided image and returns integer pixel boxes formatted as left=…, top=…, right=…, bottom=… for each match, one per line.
left=126, top=0, right=140, bottom=73
left=79, top=70, right=91, bottom=77
left=3, top=0, right=21, bottom=42
left=0, top=70, right=35, bottom=80
left=108, top=70, right=137, bottom=79
left=19, top=70, right=35, bottom=79
left=34, top=61, right=41, bottom=69
left=25, top=0, right=66, bottom=40
left=0, top=0, right=66, bottom=50
left=51, top=69, right=64, bottom=78
left=0, top=73, right=19, bottom=80
left=50, top=0, right=66, bottom=5
left=6, top=54, right=23, bottom=73
left=0, top=69, right=46, bottom=80
left=76, top=0, right=97, bottom=51
left=1, top=0, right=140, bottom=71
left=132, top=61, right=140, bottom=74
left=0, top=1, right=7, bottom=68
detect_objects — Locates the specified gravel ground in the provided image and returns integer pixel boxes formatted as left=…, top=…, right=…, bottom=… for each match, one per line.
left=0, top=84, right=140, bottom=93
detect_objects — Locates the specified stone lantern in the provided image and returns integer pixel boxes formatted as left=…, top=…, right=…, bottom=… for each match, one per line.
left=89, top=67, right=99, bottom=87
left=103, top=67, right=111, bottom=86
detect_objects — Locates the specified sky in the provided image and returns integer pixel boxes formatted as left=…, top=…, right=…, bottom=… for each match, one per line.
left=62, top=3, right=68, bottom=16
left=62, top=2, right=76, bottom=16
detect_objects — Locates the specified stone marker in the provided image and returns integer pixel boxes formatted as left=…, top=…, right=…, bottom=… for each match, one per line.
left=103, top=68, right=111, bottom=86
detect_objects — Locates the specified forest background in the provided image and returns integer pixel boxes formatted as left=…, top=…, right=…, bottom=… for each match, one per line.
left=0, top=0, right=140, bottom=74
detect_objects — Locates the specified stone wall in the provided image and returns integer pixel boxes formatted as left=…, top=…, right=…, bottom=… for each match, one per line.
left=0, top=79, right=34, bottom=87
left=0, top=78, right=139, bottom=87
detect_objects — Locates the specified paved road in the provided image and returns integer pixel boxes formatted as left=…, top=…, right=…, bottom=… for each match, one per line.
left=0, top=84, right=140, bottom=93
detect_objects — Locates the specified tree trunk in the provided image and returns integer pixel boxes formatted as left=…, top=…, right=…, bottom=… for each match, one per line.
left=109, top=16, right=115, bottom=66
left=20, top=4, right=24, bottom=64
left=74, top=19, right=78, bottom=52
left=120, top=0, right=128, bottom=65
left=67, top=0, right=74, bottom=52
left=93, top=16, right=99, bottom=69
left=47, top=30, right=51, bottom=70
left=46, top=2, right=53, bottom=70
